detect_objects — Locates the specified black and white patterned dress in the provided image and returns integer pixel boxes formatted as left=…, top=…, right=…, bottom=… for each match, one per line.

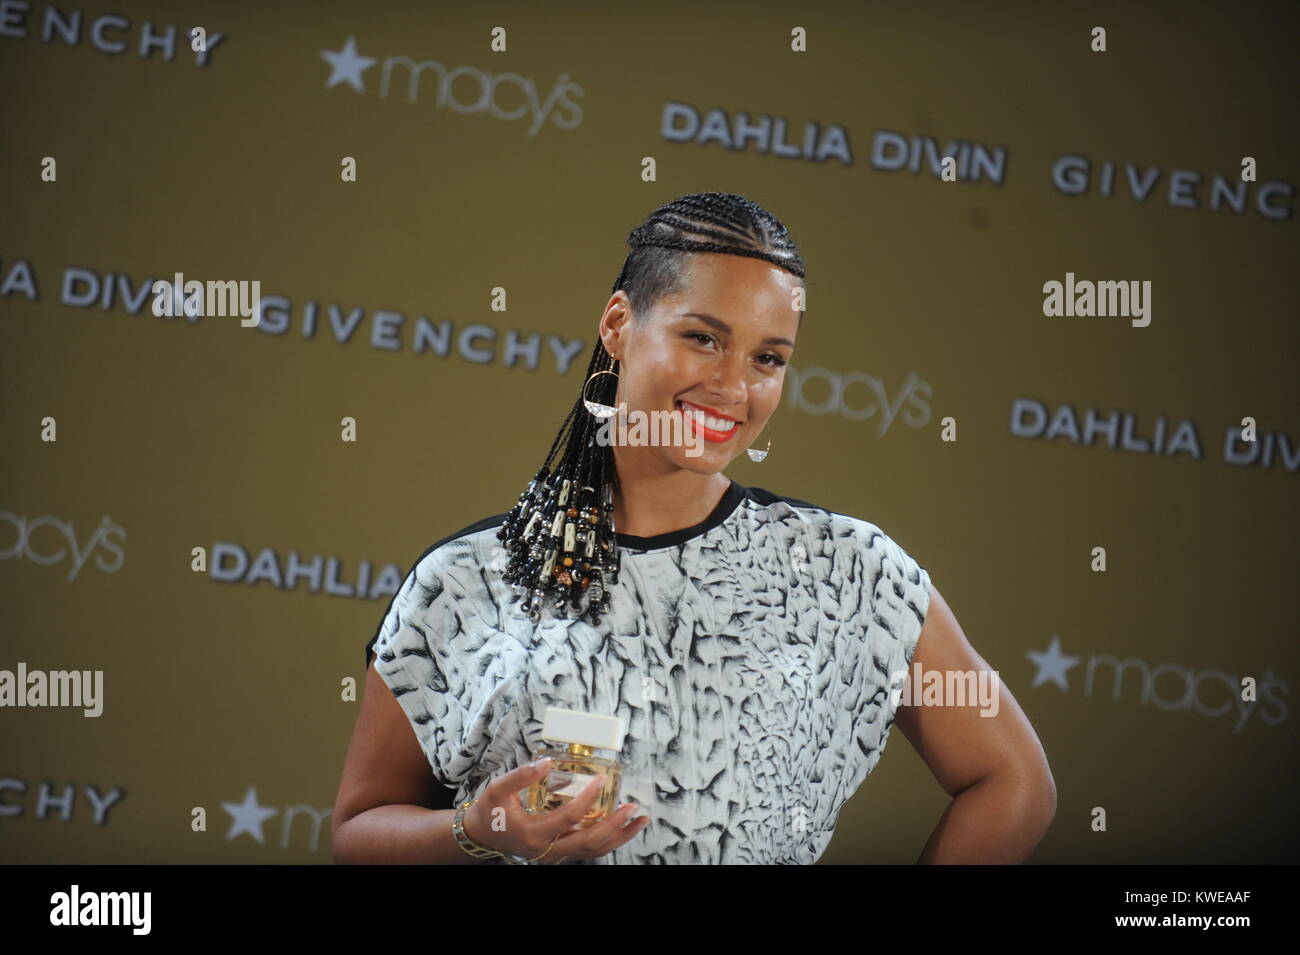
left=365, top=478, right=932, bottom=864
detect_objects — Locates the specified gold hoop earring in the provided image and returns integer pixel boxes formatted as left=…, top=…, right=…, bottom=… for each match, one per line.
left=746, top=431, right=772, bottom=463
left=582, top=368, right=625, bottom=419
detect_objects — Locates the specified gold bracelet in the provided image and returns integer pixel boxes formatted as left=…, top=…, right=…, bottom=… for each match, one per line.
left=501, top=834, right=561, bottom=865
left=530, top=836, right=561, bottom=864
left=452, top=798, right=562, bottom=865
left=451, top=799, right=503, bottom=861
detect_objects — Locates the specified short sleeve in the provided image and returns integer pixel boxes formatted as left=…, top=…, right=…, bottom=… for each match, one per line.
left=871, top=531, right=932, bottom=726
left=851, top=523, right=933, bottom=737
left=364, top=537, right=527, bottom=789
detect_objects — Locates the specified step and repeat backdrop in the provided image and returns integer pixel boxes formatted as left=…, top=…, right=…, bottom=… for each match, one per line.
left=1, top=0, right=1296, bottom=863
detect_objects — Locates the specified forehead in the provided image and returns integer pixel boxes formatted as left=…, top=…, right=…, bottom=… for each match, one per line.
left=676, top=252, right=800, bottom=296
left=659, top=254, right=803, bottom=328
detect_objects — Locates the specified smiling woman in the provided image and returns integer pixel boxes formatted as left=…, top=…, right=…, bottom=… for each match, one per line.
left=332, top=192, right=1056, bottom=865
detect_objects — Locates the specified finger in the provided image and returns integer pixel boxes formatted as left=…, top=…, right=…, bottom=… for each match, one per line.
left=586, top=803, right=649, bottom=853
left=542, top=804, right=636, bottom=864
left=537, top=827, right=588, bottom=865
left=549, top=805, right=649, bottom=863
left=532, top=761, right=579, bottom=797
left=561, top=800, right=642, bottom=857
left=483, top=757, right=555, bottom=809
left=611, top=811, right=651, bottom=847
left=477, top=760, right=559, bottom=850
left=545, top=772, right=610, bottom=834
left=509, top=759, right=590, bottom=817
left=579, top=799, right=638, bottom=837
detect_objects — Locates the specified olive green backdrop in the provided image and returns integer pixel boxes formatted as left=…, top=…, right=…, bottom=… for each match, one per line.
left=1, top=0, right=1296, bottom=863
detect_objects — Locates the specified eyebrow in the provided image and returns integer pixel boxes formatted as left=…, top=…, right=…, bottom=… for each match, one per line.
left=680, top=312, right=796, bottom=348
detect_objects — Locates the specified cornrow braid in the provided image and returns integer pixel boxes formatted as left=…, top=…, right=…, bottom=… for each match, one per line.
left=496, top=192, right=806, bottom=626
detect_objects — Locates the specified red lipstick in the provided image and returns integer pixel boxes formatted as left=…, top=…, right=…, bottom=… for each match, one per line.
left=676, top=400, right=741, bottom=444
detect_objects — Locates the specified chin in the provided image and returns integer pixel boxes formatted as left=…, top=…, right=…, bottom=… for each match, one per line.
left=666, top=448, right=730, bottom=475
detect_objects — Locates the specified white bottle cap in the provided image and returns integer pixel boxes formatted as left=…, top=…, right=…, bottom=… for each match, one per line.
left=541, top=706, right=626, bottom=751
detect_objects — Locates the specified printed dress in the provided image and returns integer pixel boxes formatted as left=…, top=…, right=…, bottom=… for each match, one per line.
left=365, top=478, right=932, bottom=864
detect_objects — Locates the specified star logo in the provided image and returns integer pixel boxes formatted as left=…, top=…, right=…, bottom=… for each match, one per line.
left=320, top=36, right=376, bottom=93
left=1026, top=635, right=1082, bottom=692
left=221, top=785, right=279, bottom=844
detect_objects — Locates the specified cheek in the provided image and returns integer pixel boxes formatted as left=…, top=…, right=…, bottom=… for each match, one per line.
left=752, top=377, right=785, bottom=417
left=625, top=356, right=684, bottom=405
left=648, top=348, right=701, bottom=390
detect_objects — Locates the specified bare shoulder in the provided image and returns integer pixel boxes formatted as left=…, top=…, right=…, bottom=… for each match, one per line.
left=894, top=587, right=1054, bottom=799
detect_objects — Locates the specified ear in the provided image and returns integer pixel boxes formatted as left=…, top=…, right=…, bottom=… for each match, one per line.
left=599, top=291, right=634, bottom=360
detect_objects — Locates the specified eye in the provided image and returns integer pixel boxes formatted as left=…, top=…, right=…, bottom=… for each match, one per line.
left=685, top=331, right=787, bottom=367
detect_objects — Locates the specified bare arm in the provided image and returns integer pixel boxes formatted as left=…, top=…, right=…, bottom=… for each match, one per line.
left=332, top=662, right=649, bottom=864
left=331, top=663, right=488, bottom=864
left=893, top=586, right=1057, bottom=863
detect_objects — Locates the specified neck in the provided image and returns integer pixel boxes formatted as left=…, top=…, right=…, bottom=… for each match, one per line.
left=609, top=456, right=731, bottom=540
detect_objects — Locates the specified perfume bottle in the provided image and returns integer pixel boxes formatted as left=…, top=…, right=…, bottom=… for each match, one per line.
left=524, top=706, right=626, bottom=828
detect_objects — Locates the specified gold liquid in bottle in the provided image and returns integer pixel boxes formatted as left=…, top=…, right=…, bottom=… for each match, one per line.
left=524, top=707, right=626, bottom=828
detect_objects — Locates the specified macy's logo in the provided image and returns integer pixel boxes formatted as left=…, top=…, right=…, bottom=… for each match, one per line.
left=319, top=36, right=584, bottom=137
left=783, top=366, right=931, bottom=436
left=1027, top=635, right=1288, bottom=733
left=0, top=512, right=125, bottom=581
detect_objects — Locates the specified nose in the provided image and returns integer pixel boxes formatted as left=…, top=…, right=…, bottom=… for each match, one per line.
left=703, top=352, right=748, bottom=409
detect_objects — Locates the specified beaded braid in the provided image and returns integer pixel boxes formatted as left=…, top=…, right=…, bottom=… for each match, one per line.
left=495, top=192, right=807, bottom=626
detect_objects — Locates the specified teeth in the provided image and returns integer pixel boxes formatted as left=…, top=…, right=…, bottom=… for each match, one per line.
left=678, top=402, right=737, bottom=432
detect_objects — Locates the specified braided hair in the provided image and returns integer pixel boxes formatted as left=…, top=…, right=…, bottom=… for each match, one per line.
left=496, top=192, right=807, bottom=625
